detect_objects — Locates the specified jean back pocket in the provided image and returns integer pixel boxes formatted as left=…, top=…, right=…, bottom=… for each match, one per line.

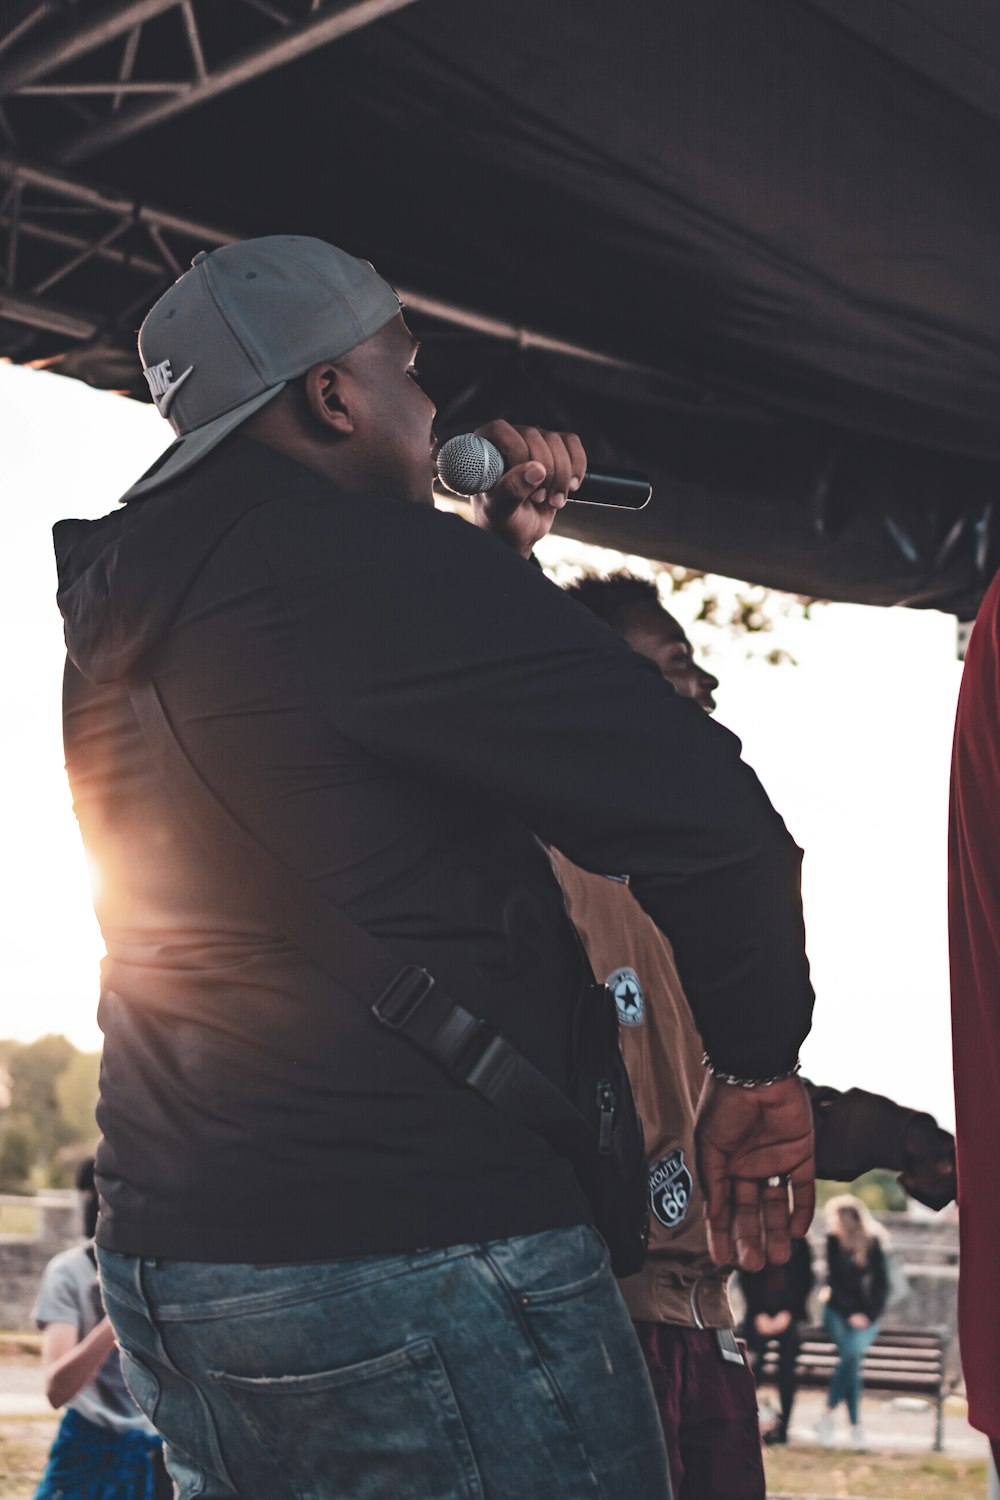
left=210, top=1336, right=484, bottom=1500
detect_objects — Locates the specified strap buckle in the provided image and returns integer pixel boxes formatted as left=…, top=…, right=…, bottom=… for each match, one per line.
left=371, top=965, right=436, bottom=1030
left=425, top=1010, right=506, bottom=1085
left=463, top=1032, right=511, bottom=1093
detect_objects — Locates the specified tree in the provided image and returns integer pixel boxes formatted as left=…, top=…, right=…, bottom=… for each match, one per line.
left=816, top=1170, right=908, bottom=1214
left=0, top=1036, right=104, bottom=1183
left=54, top=1050, right=101, bottom=1146
left=6, top=1035, right=76, bottom=1163
left=534, top=535, right=816, bottom=667
left=0, top=1116, right=36, bottom=1192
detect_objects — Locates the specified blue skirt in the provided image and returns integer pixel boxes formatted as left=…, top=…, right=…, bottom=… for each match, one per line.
left=34, top=1408, right=164, bottom=1500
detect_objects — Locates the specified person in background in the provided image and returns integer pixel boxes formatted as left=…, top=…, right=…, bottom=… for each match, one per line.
left=32, top=1158, right=166, bottom=1500
left=461, top=557, right=951, bottom=1495
left=739, top=1237, right=814, bottom=1447
left=552, top=575, right=952, bottom=1481
left=816, top=1194, right=889, bottom=1450
left=560, top=575, right=956, bottom=1217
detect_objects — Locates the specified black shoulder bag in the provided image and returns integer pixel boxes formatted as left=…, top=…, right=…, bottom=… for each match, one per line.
left=126, top=676, right=649, bottom=1277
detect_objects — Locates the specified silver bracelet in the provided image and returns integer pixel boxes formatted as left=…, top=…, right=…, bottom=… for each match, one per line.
left=702, top=1053, right=801, bottom=1090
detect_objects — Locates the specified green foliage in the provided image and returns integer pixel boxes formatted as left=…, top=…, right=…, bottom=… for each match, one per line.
left=534, top=534, right=816, bottom=666
left=7, top=1036, right=75, bottom=1160
left=0, top=1117, right=36, bottom=1192
left=855, top=1168, right=908, bottom=1214
left=0, top=1036, right=101, bottom=1186
left=680, top=571, right=812, bottom=659
left=816, top=1168, right=908, bottom=1214
left=54, top=1050, right=100, bottom=1145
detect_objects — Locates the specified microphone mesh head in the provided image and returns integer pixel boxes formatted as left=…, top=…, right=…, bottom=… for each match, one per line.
left=436, top=434, right=505, bottom=496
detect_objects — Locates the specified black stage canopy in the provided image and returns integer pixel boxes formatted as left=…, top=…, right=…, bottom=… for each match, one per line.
left=2, top=0, right=999, bottom=614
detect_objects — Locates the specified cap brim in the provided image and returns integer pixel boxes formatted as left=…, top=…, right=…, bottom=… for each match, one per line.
left=118, top=383, right=287, bottom=503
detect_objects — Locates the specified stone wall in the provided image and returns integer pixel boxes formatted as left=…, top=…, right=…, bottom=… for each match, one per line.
left=0, top=1195, right=81, bottom=1331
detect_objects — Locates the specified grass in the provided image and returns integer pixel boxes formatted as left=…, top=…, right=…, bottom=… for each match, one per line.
left=0, top=1377, right=988, bottom=1499
left=0, top=1428, right=989, bottom=1500
left=0, top=1334, right=40, bottom=1360
left=763, top=1444, right=988, bottom=1498
left=0, top=1416, right=58, bottom=1499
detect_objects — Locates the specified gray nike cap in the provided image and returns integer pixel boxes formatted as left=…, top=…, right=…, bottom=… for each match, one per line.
left=121, top=235, right=401, bottom=502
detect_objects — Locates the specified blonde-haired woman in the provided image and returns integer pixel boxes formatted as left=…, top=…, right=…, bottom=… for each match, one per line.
left=816, top=1195, right=889, bottom=1450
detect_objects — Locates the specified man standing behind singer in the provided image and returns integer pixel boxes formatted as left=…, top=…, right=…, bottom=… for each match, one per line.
left=55, top=236, right=814, bottom=1499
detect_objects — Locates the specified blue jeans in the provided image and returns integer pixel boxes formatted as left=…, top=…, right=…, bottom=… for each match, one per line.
left=34, top=1407, right=164, bottom=1500
left=822, top=1306, right=881, bottom=1425
left=98, top=1226, right=671, bottom=1499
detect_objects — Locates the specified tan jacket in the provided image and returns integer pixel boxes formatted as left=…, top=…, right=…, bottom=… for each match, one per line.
left=554, top=853, right=732, bottom=1328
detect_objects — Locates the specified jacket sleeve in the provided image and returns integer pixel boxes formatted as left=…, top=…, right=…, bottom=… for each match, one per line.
left=807, top=1081, right=956, bottom=1208
left=825, top=1235, right=849, bottom=1315
left=808, top=1081, right=915, bottom=1179
left=867, top=1242, right=889, bottom=1322
left=291, top=500, right=814, bottom=1079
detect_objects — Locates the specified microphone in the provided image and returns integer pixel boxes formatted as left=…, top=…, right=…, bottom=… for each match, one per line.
left=436, top=434, right=652, bottom=510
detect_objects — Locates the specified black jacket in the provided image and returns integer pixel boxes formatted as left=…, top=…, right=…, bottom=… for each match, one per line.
left=739, top=1237, right=814, bottom=1323
left=825, top=1235, right=889, bottom=1322
left=55, top=437, right=813, bottom=1261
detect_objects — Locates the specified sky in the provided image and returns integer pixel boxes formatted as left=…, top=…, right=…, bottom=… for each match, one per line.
left=0, top=359, right=965, bottom=1130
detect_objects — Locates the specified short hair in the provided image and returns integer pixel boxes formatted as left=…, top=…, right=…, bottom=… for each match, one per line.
left=563, top=572, right=661, bottom=633
left=75, top=1157, right=96, bottom=1195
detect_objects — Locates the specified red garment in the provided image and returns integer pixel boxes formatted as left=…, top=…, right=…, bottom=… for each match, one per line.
left=632, top=1323, right=764, bottom=1500
left=949, top=565, right=1000, bottom=1438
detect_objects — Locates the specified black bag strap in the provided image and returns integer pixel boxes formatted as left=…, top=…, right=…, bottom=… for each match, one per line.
left=126, top=675, right=596, bottom=1159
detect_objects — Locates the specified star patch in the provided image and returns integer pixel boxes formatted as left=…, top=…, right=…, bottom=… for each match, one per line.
left=606, top=965, right=645, bottom=1027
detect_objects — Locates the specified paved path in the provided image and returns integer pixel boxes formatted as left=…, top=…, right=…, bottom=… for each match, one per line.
left=770, top=1386, right=989, bottom=1460
left=0, top=1359, right=49, bottom=1417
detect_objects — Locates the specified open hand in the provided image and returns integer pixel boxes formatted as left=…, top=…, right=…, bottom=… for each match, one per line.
left=695, top=1073, right=815, bottom=1270
left=469, top=420, right=586, bottom=557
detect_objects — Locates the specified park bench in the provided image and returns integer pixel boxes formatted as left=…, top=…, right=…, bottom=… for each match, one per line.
left=752, top=1324, right=955, bottom=1451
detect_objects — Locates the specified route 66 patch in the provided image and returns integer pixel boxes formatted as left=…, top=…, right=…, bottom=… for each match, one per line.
left=649, top=1148, right=693, bottom=1229
left=606, top=965, right=644, bottom=1027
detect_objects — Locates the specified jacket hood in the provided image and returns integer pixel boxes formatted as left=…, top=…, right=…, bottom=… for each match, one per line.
left=54, top=438, right=320, bottom=684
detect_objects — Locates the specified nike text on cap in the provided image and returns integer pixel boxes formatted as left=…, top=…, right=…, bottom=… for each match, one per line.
left=120, top=235, right=401, bottom=503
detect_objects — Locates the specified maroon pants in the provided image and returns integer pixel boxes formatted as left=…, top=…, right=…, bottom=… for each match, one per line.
left=633, top=1322, right=765, bottom=1500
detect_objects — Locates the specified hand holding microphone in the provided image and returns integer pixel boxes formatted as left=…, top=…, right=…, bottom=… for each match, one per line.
left=436, top=420, right=651, bottom=560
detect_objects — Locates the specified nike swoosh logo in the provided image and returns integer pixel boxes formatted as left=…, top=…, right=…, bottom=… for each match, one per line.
left=154, top=365, right=194, bottom=418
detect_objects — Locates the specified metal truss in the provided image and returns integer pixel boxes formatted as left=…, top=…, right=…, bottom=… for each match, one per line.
left=0, top=1, right=740, bottom=403
left=0, top=151, right=678, bottom=394
left=0, top=0, right=421, bottom=164
left=0, top=0, right=422, bottom=365
left=0, top=0, right=733, bottom=398
left=0, top=153, right=235, bottom=370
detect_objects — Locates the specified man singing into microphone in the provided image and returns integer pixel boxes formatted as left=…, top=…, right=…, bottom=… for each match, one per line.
left=55, top=236, right=814, bottom=1499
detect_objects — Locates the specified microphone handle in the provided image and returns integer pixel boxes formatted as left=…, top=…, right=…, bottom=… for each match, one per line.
left=573, top=467, right=651, bottom=510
